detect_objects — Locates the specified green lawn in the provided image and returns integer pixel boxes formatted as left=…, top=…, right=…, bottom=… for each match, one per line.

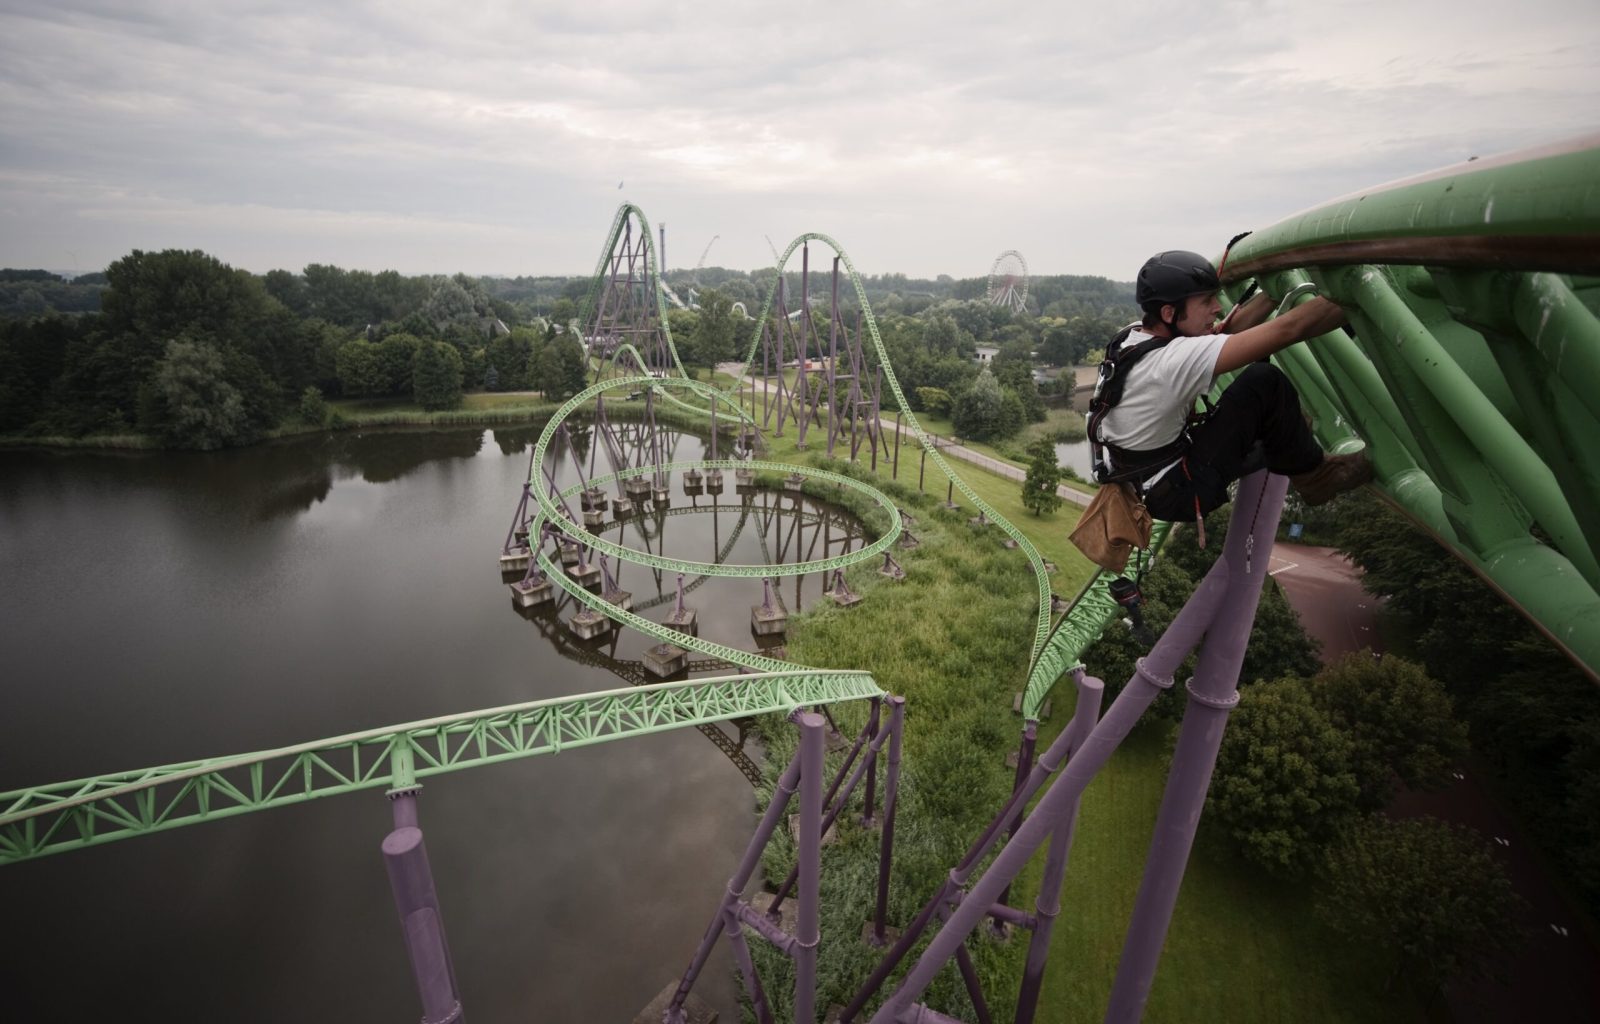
left=740, top=451, right=1415, bottom=1022
left=1019, top=721, right=1411, bottom=1023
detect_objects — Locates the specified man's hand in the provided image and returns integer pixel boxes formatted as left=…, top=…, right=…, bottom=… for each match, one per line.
left=1214, top=296, right=1347, bottom=375
left=1216, top=289, right=1275, bottom=333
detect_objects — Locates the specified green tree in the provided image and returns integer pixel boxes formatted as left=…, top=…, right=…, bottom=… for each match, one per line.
left=423, top=277, right=476, bottom=328
left=412, top=340, right=463, bottom=411
left=1206, top=676, right=1362, bottom=876
left=298, top=386, right=329, bottom=426
left=486, top=326, right=539, bottom=391
left=335, top=339, right=384, bottom=397
left=915, top=386, right=953, bottom=417
left=549, top=297, right=577, bottom=329
left=953, top=367, right=1005, bottom=441
left=375, top=333, right=421, bottom=395
left=922, top=313, right=961, bottom=356
left=694, top=288, right=737, bottom=376
left=1021, top=438, right=1063, bottom=516
left=1308, top=652, right=1469, bottom=810
left=537, top=335, right=588, bottom=401
left=1317, top=815, right=1524, bottom=995
left=146, top=337, right=252, bottom=450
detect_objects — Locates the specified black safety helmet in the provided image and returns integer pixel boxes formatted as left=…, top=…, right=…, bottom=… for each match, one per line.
left=1135, top=251, right=1220, bottom=314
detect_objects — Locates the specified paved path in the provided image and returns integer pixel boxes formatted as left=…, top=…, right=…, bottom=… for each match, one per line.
left=719, top=364, right=1091, bottom=508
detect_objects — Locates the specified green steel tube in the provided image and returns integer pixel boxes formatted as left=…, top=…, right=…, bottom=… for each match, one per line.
left=1344, top=266, right=1599, bottom=587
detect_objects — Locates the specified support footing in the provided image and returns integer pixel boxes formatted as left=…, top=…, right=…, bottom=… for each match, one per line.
left=633, top=983, right=718, bottom=1024
left=510, top=578, right=553, bottom=608
left=642, top=643, right=689, bottom=678
left=751, top=605, right=788, bottom=636
left=664, top=608, right=699, bottom=635
left=569, top=609, right=611, bottom=639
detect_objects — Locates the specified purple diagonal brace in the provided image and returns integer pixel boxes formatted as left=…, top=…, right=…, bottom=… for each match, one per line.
left=1104, top=470, right=1287, bottom=1022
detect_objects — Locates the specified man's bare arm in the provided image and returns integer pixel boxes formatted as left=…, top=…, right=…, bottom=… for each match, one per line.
left=1214, top=297, right=1346, bottom=375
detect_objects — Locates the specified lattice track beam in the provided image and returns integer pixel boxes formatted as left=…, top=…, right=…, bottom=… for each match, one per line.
left=0, top=674, right=881, bottom=866
left=1020, top=523, right=1173, bottom=719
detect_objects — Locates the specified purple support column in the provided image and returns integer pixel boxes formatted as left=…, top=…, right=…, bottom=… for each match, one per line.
left=861, top=697, right=883, bottom=826
left=869, top=473, right=1274, bottom=1023
left=794, top=711, right=826, bottom=1024
left=1105, top=471, right=1286, bottom=1023
left=993, top=717, right=1037, bottom=914
left=668, top=744, right=807, bottom=1022
left=1015, top=675, right=1105, bottom=1024
left=893, top=413, right=903, bottom=480
left=383, top=792, right=463, bottom=1024
left=871, top=697, right=907, bottom=945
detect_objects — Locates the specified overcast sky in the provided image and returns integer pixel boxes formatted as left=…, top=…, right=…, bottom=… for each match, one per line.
left=1, top=1, right=1596, bottom=282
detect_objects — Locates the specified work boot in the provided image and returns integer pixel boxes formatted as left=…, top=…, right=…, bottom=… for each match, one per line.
left=1289, top=451, right=1373, bottom=506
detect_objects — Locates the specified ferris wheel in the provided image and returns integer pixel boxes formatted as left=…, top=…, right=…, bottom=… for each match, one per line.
left=987, top=250, right=1030, bottom=314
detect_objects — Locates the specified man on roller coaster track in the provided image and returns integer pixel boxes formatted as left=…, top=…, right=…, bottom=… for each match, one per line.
left=1089, top=249, right=1373, bottom=529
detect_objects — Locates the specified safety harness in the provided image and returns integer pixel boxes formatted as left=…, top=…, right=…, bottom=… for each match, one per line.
left=1086, top=323, right=1217, bottom=547
left=1087, top=324, right=1196, bottom=487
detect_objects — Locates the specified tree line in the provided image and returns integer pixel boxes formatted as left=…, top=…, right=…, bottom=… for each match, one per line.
left=0, top=251, right=1137, bottom=451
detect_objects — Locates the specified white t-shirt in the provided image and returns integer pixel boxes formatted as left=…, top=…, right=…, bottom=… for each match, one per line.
left=1098, top=330, right=1228, bottom=467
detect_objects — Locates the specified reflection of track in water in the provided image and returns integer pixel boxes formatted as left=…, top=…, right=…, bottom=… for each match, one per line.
left=513, top=594, right=762, bottom=786
left=582, top=497, right=860, bottom=612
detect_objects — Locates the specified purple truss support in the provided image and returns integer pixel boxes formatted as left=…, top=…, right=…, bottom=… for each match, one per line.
left=519, top=526, right=552, bottom=586
left=994, top=716, right=1040, bottom=914
left=827, top=255, right=841, bottom=459
left=666, top=712, right=831, bottom=1024
left=502, top=472, right=533, bottom=556
left=760, top=577, right=777, bottom=615
left=839, top=684, right=1086, bottom=1021
left=869, top=695, right=907, bottom=945
left=383, top=791, right=464, bottom=1024
left=893, top=412, right=903, bottom=481
left=860, top=696, right=883, bottom=826
left=795, top=244, right=813, bottom=450
left=1014, top=676, right=1104, bottom=1024
left=862, top=470, right=1287, bottom=1023
left=673, top=572, right=688, bottom=618
left=767, top=701, right=899, bottom=917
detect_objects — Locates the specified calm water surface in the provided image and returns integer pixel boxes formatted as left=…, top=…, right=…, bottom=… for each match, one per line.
left=0, top=426, right=859, bottom=1023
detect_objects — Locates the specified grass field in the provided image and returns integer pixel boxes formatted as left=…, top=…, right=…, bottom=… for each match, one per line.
left=734, top=425, right=1416, bottom=1020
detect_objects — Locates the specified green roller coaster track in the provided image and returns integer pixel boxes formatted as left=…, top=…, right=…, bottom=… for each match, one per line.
left=4, top=134, right=1597, bottom=867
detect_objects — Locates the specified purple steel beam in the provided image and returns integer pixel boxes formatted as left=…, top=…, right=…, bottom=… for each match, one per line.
left=796, top=245, right=812, bottom=449
left=827, top=256, right=841, bottom=458
left=861, top=697, right=883, bottom=826
left=795, top=711, right=825, bottom=1024
left=842, top=707, right=1082, bottom=1020
left=868, top=470, right=1283, bottom=1022
left=993, top=715, right=1038, bottom=914
left=383, top=792, right=464, bottom=1024
left=770, top=707, right=897, bottom=914
left=871, top=697, right=907, bottom=944
left=1105, top=471, right=1287, bottom=1022
left=1014, top=674, right=1105, bottom=1024
left=667, top=739, right=806, bottom=1022
left=501, top=481, right=531, bottom=555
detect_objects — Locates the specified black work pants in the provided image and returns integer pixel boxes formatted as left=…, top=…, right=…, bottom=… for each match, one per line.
left=1142, top=363, right=1323, bottom=522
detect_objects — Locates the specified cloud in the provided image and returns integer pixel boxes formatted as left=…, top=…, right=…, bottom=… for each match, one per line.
left=1, top=0, right=1596, bottom=278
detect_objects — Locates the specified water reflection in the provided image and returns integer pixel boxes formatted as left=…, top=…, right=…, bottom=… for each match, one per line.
left=3, top=424, right=831, bottom=1023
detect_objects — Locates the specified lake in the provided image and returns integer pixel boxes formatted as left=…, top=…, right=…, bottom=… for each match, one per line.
left=0, top=426, right=860, bottom=1023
